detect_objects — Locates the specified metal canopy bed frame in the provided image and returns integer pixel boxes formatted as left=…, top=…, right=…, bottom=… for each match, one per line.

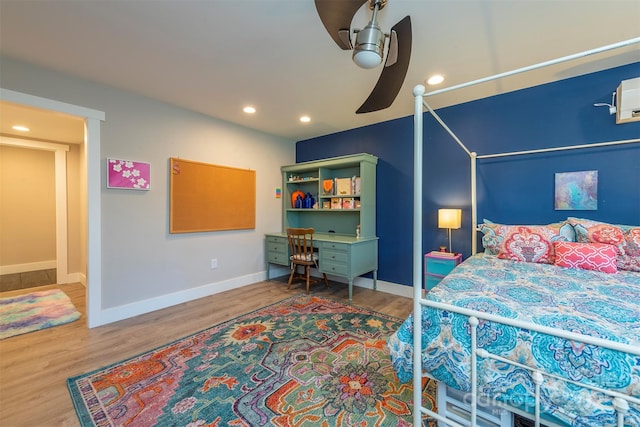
left=409, top=37, right=640, bottom=427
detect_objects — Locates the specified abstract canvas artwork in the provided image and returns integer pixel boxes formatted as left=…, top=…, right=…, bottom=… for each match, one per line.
left=554, top=170, right=597, bottom=210
left=107, top=158, right=150, bottom=190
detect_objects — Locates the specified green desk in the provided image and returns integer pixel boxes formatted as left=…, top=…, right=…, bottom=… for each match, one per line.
left=265, top=232, right=378, bottom=303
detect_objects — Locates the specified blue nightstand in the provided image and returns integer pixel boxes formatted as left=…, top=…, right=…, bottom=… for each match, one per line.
left=424, top=252, right=462, bottom=291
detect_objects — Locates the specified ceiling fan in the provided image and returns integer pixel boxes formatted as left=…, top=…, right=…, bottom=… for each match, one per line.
left=314, top=0, right=412, bottom=114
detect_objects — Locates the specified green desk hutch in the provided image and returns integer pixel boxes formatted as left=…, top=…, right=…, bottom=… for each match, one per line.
left=265, top=153, right=378, bottom=302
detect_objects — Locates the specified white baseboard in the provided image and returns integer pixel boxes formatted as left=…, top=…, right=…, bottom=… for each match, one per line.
left=94, top=272, right=264, bottom=326
left=64, top=272, right=86, bottom=286
left=91, top=270, right=413, bottom=327
left=364, top=279, right=414, bottom=298
left=0, top=260, right=57, bottom=275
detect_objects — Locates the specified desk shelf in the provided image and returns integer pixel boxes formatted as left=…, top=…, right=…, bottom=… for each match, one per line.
left=281, top=153, right=377, bottom=238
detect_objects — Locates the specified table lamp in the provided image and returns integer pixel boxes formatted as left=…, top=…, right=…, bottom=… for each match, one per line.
left=438, top=208, right=462, bottom=253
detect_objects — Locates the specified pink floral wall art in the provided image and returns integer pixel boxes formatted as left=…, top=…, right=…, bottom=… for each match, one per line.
left=107, top=158, right=150, bottom=190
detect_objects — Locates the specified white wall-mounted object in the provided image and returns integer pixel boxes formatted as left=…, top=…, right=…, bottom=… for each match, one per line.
left=616, top=77, right=640, bottom=124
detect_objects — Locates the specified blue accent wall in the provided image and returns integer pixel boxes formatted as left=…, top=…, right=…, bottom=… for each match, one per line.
left=296, top=63, right=640, bottom=287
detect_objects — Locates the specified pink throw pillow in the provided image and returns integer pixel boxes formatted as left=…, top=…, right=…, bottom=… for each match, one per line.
left=554, top=241, right=617, bottom=273
left=568, top=218, right=640, bottom=272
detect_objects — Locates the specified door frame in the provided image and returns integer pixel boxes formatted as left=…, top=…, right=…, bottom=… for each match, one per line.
left=1, top=88, right=105, bottom=327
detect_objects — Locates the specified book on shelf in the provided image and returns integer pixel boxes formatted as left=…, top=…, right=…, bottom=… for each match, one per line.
left=353, top=176, right=361, bottom=194
left=331, top=198, right=342, bottom=209
left=342, top=197, right=355, bottom=209
left=428, top=250, right=458, bottom=257
left=322, top=179, right=334, bottom=196
left=335, top=177, right=352, bottom=195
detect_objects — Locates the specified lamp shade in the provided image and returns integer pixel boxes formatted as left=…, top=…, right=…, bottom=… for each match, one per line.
left=438, top=209, right=462, bottom=229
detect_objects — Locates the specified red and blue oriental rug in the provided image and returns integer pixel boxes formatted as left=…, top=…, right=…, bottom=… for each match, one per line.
left=67, top=295, right=436, bottom=426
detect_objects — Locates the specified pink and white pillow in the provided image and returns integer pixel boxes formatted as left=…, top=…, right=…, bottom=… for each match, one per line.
left=553, top=241, right=617, bottom=273
left=567, top=217, right=640, bottom=272
left=479, top=220, right=575, bottom=264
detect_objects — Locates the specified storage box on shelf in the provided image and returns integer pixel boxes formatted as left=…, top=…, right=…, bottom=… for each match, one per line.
left=424, top=251, right=462, bottom=290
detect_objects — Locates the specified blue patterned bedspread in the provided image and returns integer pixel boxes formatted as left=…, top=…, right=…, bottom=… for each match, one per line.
left=387, top=253, right=640, bottom=426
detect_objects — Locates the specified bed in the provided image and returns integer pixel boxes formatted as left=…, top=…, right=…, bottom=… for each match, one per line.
left=390, top=38, right=640, bottom=427
left=388, top=250, right=640, bottom=426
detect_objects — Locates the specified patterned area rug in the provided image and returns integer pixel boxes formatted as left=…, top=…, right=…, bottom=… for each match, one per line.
left=0, top=289, right=81, bottom=340
left=68, top=295, right=436, bottom=426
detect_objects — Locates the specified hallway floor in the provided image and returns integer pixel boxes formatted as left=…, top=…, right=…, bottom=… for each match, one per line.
left=0, top=269, right=56, bottom=292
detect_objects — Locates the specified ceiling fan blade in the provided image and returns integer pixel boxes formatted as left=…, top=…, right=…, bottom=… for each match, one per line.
left=356, top=15, right=412, bottom=114
left=314, top=0, right=368, bottom=50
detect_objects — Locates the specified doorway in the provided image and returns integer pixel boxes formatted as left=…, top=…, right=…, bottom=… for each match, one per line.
left=0, top=88, right=105, bottom=327
left=0, top=138, right=75, bottom=291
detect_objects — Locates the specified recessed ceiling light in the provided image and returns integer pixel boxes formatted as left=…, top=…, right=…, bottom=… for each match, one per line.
left=12, top=125, right=30, bottom=132
left=243, top=106, right=256, bottom=114
left=299, top=116, right=311, bottom=123
left=426, top=74, right=445, bottom=85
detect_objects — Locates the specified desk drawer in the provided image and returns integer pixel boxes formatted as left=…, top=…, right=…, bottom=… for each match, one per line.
left=322, top=260, right=348, bottom=276
left=267, top=251, right=289, bottom=266
left=267, top=235, right=287, bottom=245
left=322, top=249, right=348, bottom=264
left=266, top=236, right=287, bottom=254
left=266, top=235, right=289, bottom=267
left=321, top=241, right=349, bottom=252
left=267, top=241, right=287, bottom=253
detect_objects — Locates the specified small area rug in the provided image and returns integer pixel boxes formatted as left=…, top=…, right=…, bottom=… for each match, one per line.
left=0, top=289, right=81, bottom=340
left=68, top=295, right=436, bottom=426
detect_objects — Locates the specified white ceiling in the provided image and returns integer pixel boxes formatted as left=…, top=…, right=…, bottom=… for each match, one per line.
left=1, top=0, right=639, bottom=144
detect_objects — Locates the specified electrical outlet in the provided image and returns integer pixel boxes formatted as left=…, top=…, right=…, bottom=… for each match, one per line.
left=211, top=258, right=218, bottom=269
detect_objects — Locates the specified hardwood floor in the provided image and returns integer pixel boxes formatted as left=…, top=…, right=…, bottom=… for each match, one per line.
left=0, top=278, right=412, bottom=426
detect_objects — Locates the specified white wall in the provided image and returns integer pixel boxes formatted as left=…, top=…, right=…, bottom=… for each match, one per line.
left=1, top=55, right=294, bottom=318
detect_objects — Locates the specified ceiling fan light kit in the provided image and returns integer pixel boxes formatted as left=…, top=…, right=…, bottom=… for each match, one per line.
left=353, top=24, right=385, bottom=68
left=352, top=1, right=386, bottom=69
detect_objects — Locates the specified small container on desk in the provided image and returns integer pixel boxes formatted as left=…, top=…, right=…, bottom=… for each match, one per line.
left=424, top=251, right=462, bottom=291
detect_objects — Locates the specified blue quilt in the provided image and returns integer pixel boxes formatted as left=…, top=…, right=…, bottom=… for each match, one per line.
left=387, top=253, right=640, bottom=426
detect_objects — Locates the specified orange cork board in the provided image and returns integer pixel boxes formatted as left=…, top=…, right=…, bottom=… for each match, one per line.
left=170, top=157, right=255, bottom=233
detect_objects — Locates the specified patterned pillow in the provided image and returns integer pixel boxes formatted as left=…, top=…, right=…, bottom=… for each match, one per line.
left=479, top=220, right=575, bottom=263
left=554, top=241, right=617, bottom=273
left=568, top=217, right=640, bottom=272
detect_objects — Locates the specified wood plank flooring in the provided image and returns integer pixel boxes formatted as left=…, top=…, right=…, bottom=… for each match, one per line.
left=0, top=278, right=412, bottom=426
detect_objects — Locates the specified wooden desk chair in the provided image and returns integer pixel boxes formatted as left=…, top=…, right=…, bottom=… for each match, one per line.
left=286, top=228, right=329, bottom=293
